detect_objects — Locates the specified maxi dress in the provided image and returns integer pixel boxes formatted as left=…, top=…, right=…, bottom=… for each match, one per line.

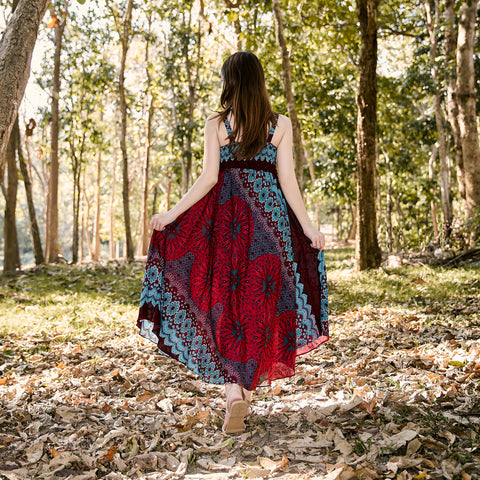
left=137, top=114, right=329, bottom=391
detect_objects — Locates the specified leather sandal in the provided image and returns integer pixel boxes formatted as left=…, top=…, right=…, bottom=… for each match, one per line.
left=222, top=384, right=250, bottom=434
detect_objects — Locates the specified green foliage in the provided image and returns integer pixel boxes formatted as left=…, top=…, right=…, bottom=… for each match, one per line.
left=8, top=0, right=480, bottom=266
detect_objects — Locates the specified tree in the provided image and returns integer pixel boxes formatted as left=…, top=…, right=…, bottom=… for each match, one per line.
left=2, top=117, right=21, bottom=273
left=138, top=11, right=157, bottom=257
left=107, top=0, right=135, bottom=261
left=445, top=0, right=465, bottom=202
left=0, top=0, right=50, bottom=158
left=424, top=0, right=452, bottom=238
left=272, top=0, right=306, bottom=190
left=456, top=0, right=480, bottom=237
left=45, top=2, right=68, bottom=263
left=223, top=0, right=243, bottom=50
left=19, top=118, right=44, bottom=265
left=355, top=0, right=382, bottom=270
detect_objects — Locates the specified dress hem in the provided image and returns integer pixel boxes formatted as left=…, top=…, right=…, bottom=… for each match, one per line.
left=137, top=321, right=329, bottom=391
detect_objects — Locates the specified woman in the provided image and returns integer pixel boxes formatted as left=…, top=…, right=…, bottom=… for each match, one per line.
left=137, top=51, right=329, bottom=434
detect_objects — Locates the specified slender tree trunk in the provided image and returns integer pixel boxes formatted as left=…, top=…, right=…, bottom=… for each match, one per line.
left=0, top=0, right=50, bottom=158
left=425, top=0, right=453, bottom=238
left=71, top=147, right=81, bottom=264
left=224, top=0, right=243, bottom=50
left=167, top=172, right=172, bottom=210
left=80, top=209, right=85, bottom=262
left=139, top=97, right=153, bottom=256
left=429, top=144, right=440, bottom=242
left=92, top=148, right=102, bottom=261
left=304, top=148, right=316, bottom=183
left=355, top=0, right=382, bottom=270
left=110, top=144, right=117, bottom=259
left=119, top=0, right=134, bottom=260
left=180, top=7, right=201, bottom=195
left=456, top=0, right=480, bottom=236
left=376, top=170, right=382, bottom=247
left=272, top=0, right=305, bottom=190
left=82, top=169, right=94, bottom=259
left=445, top=0, right=465, bottom=203
left=70, top=123, right=86, bottom=264
left=45, top=9, right=66, bottom=263
left=92, top=109, right=103, bottom=261
left=348, top=204, right=357, bottom=241
left=139, top=15, right=154, bottom=256
left=19, top=118, right=44, bottom=265
left=383, top=150, right=393, bottom=252
left=2, top=117, right=20, bottom=273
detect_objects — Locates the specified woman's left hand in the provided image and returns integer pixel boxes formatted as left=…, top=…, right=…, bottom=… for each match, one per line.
left=149, top=212, right=176, bottom=231
left=303, top=226, right=326, bottom=251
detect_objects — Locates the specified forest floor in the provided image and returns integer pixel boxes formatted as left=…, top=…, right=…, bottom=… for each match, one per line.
left=1, top=246, right=480, bottom=480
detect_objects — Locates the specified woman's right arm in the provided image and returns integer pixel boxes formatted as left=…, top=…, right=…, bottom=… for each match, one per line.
left=150, top=115, right=220, bottom=231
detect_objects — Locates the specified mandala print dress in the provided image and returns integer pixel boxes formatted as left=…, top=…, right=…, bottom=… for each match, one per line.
left=137, top=114, right=329, bottom=391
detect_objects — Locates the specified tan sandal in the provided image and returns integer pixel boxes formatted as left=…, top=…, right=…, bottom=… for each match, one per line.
left=222, top=384, right=251, bottom=434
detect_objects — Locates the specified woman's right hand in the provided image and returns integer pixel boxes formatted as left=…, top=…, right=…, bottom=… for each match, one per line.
left=149, top=212, right=176, bottom=231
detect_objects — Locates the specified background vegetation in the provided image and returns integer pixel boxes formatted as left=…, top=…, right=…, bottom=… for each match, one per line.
left=1, top=0, right=479, bottom=271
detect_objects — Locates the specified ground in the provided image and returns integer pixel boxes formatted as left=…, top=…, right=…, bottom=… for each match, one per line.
left=0, top=247, right=479, bottom=480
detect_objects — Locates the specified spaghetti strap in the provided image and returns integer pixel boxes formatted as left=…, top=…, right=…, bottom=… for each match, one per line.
left=267, top=113, right=279, bottom=143
left=224, top=117, right=233, bottom=136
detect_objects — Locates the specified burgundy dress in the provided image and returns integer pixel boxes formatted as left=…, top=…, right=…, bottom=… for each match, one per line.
left=137, top=114, right=328, bottom=390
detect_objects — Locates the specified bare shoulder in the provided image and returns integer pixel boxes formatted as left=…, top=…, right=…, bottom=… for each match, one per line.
left=272, top=113, right=291, bottom=145
left=205, top=112, right=221, bottom=127
left=276, top=113, right=291, bottom=130
left=205, top=112, right=223, bottom=136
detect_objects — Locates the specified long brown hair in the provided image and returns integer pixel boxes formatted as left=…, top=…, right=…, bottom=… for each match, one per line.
left=218, top=52, right=276, bottom=160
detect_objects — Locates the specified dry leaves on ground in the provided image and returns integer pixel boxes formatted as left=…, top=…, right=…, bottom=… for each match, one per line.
left=1, top=270, right=480, bottom=479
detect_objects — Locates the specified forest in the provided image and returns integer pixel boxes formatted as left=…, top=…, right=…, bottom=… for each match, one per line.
left=1, top=1, right=480, bottom=479
left=0, top=0, right=479, bottom=272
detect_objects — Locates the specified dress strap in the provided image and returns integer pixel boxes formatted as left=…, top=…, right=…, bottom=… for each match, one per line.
left=267, top=113, right=279, bottom=143
left=224, top=116, right=233, bottom=136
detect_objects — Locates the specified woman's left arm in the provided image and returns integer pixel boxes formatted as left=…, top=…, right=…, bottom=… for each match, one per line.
left=276, top=116, right=325, bottom=251
left=150, top=115, right=221, bottom=231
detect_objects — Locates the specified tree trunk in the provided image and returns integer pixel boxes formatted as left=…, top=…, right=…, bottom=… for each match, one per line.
left=92, top=108, right=103, bottom=262
left=45, top=8, right=66, bottom=263
left=138, top=15, right=154, bottom=257
left=139, top=96, right=153, bottom=256
left=445, top=0, right=465, bottom=203
left=456, top=0, right=480, bottom=235
left=384, top=150, right=393, bottom=252
left=272, top=0, right=305, bottom=190
left=19, top=118, right=44, bottom=265
left=180, top=7, right=201, bottom=195
left=119, top=0, right=134, bottom=261
left=70, top=136, right=83, bottom=264
left=425, top=0, right=453, bottom=239
left=394, top=195, right=406, bottom=251
left=0, top=0, right=50, bottom=159
left=2, top=117, right=20, bottom=274
left=376, top=170, right=382, bottom=247
left=348, top=204, right=357, bottom=241
left=429, top=144, right=440, bottom=242
left=110, top=143, right=117, bottom=259
left=355, top=0, right=382, bottom=270
left=92, top=147, right=102, bottom=261
left=82, top=169, right=94, bottom=259
left=224, top=0, right=243, bottom=50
